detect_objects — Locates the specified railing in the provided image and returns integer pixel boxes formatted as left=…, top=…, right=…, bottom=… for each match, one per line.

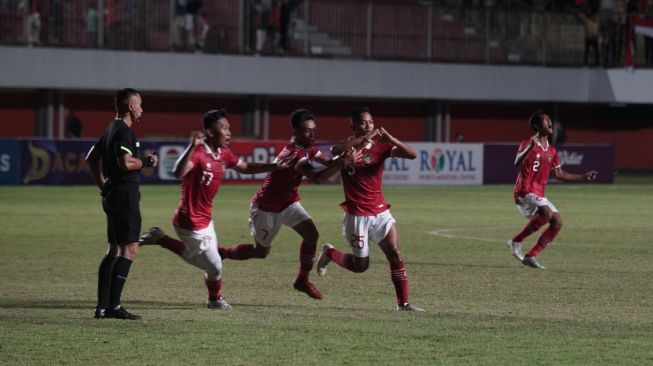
left=0, top=0, right=649, bottom=67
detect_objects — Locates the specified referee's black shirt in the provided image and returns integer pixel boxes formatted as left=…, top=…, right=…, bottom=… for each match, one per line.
left=95, top=119, right=140, bottom=185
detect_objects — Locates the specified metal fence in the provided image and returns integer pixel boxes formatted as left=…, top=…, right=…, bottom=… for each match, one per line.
left=0, top=0, right=649, bottom=67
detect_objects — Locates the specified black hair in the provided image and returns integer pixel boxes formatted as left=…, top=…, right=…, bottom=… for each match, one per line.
left=289, top=109, right=315, bottom=129
left=529, top=110, right=547, bottom=132
left=114, top=88, right=139, bottom=113
left=350, top=107, right=371, bottom=125
left=202, top=109, right=228, bottom=130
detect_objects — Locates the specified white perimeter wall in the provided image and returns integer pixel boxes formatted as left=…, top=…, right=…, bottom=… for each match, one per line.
left=1, top=46, right=652, bottom=104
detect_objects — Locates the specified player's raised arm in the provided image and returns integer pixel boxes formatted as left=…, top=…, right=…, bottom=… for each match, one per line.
left=380, top=127, right=416, bottom=160
left=515, top=134, right=538, bottom=167
left=554, top=168, right=598, bottom=182
left=331, top=130, right=379, bottom=156
left=232, top=151, right=297, bottom=174
left=173, top=131, right=204, bottom=179
left=85, top=144, right=105, bottom=191
left=298, top=148, right=362, bottom=184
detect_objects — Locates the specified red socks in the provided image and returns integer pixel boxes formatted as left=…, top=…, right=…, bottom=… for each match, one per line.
left=526, top=225, right=561, bottom=257
left=297, top=240, right=316, bottom=282
left=218, top=243, right=257, bottom=260
left=204, top=277, right=223, bottom=302
left=512, top=214, right=547, bottom=243
left=327, top=247, right=355, bottom=271
left=158, top=236, right=186, bottom=256
left=390, top=260, right=409, bottom=306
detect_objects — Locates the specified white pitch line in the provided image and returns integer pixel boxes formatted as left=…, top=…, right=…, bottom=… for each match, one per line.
left=427, top=226, right=512, bottom=243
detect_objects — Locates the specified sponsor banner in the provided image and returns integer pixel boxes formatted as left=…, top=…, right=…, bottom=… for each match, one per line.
left=384, top=143, right=484, bottom=185
left=147, top=140, right=288, bottom=183
left=0, top=139, right=21, bottom=185
left=483, top=143, right=614, bottom=184
left=8, top=139, right=613, bottom=185
left=17, top=139, right=289, bottom=185
left=20, top=139, right=96, bottom=185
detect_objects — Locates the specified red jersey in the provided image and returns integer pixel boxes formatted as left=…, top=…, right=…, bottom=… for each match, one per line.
left=252, top=139, right=322, bottom=213
left=513, top=139, right=561, bottom=202
left=173, top=143, right=241, bottom=230
left=340, top=141, right=394, bottom=216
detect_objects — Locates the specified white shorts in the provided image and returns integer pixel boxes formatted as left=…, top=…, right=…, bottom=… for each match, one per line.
left=516, top=193, right=559, bottom=218
left=174, top=221, right=223, bottom=281
left=342, top=210, right=396, bottom=258
left=249, top=202, right=312, bottom=247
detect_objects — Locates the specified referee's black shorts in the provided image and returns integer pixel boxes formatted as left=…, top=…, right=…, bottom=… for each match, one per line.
left=102, top=183, right=141, bottom=244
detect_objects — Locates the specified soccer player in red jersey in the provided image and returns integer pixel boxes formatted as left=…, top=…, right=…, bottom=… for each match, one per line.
left=314, top=107, right=425, bottom=312
left=218, top=109, right=358, bottom=300
left=507, top=111, right=598, bottom=269
left=139, top=109, right=293, bottom=309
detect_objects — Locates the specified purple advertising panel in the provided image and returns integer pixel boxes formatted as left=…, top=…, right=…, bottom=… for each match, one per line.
left=20, top=139, right=97, bottom=185
left=18, top=139, right=290, bottom=185
left=483, top=143, right=614, bottom=184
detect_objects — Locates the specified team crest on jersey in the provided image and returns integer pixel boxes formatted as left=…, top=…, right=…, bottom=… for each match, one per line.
left=548, top=155, right=553, bottom=162
left=206, top=163, right=211, bottom=169
left=363, top=153, right=372, bottom=165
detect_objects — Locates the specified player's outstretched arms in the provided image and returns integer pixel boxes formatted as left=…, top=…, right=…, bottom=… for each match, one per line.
left=299, top=148, right=362, bottom=184
left=331, top=130, right=380, bottom=155
left=380, top=127, right=416, bottom=159
left=233, top=152, right=297, bottom=174
left=173, top=131, right=204, bottom=178
left=554, top=168, right=598, bottom=182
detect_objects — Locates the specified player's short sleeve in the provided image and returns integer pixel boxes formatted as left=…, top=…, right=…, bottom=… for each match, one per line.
left=113, top=128, right=135, bottom=157
left=189, top=145, right=203, bottom=165
left=222, top=148, right=241, bottom=169
left=94, top=135, right=106, bottom=155
left=517, top=139, right=530, bottom=154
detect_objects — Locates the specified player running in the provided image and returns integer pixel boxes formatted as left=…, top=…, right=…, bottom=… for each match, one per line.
left=218, top=108, right=359, bottom=300
left=138, top=109, right=293, bottom=309
left=507, top=111, right=598, bottom=269
left=314, top=107, right=425, bottom=312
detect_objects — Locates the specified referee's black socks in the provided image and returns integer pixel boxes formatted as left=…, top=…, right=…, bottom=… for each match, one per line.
left=109, top=257, right=132, bottom=309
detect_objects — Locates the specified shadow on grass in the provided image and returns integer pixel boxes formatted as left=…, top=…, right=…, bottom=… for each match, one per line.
left=0, top=299, right=199, bottom=310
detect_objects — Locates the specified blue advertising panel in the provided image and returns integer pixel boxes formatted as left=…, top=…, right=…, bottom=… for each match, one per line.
left=0, top=139, right=21, bottom=185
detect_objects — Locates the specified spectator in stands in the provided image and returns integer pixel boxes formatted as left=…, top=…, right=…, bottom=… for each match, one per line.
left=579, top=10, right=600, bottom=66
left=20, top=0, right=41, bottom=47
left=48, top=0, right=64, bottom=45
left=65, top=109, right=83, bottom=138
left=602, top=2, right=626, bottom=66
left=195, top=9, right=210, bottom=52
left=645, top=4, right=653, bottom=66
left=104, top=0, right=117, bottom=48
left=186, top=0, right=204, bottom=52
left=279, top=0, right=301, bottom=54
left=253, top=0, right=271, bottom=55
left=456, top=132, right=465, bottom=142
left=126, top=0, right=147, bottom=50
left=86, top=6, right=99, bottom=48
left=270, top=0, right=282, bottom=54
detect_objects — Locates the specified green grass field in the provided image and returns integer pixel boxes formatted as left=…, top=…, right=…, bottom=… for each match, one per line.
left=0, top=183, right=651, bottom=365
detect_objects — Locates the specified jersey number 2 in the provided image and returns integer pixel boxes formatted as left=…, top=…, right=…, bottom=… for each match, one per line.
left=533, top=160, right=540, bottom=172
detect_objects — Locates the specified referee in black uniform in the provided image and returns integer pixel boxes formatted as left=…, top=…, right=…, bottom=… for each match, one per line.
left=86, top=88, right=158, bottom=320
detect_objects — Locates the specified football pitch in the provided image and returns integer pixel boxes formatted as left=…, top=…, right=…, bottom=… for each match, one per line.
left=0, top=182, right=651, bottom=365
